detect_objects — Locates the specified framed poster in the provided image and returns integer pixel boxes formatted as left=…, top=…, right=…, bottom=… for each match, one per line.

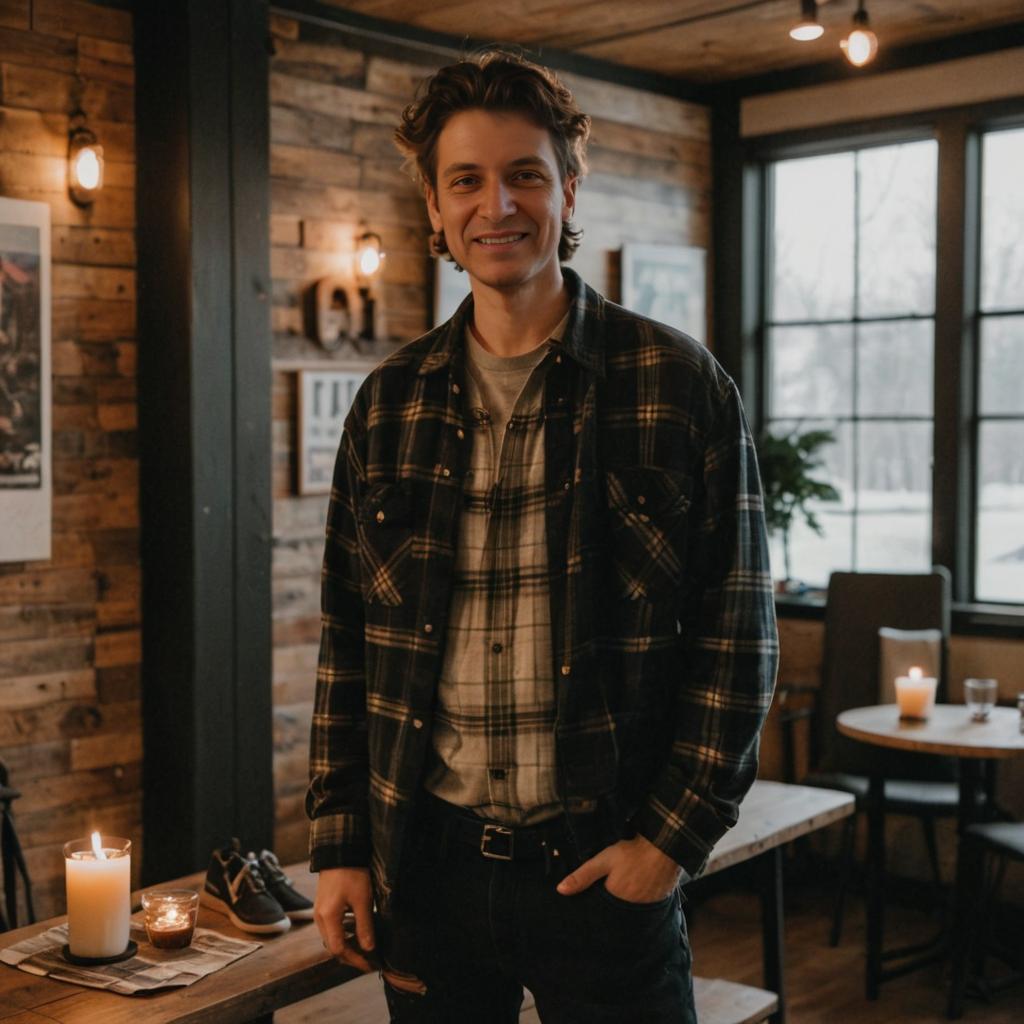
left=297, top=369, right=366, bottom=495
left=0, top=198, right=51, bottom=562
left=433, top=256, right=472, bottom=328
left=621, top=243, right=706, bottom=344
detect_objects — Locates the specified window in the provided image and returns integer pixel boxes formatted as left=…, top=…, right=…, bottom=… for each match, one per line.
left=764, top=141, right=937, bottom=586
left=976, top=127, right=1024, bottom=603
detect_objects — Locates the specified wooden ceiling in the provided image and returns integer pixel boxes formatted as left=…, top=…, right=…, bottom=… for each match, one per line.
left=320, top=1, right=1024, bottom=83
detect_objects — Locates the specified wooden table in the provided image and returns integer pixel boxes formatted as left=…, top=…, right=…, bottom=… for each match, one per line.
left=836, top=704, right=1024, bottom=1000
left=0, top=781, right=852, bottom=1024
left=0, top=869, right=353, bottom=1024
left=698, top=779, right=854, bottom=1024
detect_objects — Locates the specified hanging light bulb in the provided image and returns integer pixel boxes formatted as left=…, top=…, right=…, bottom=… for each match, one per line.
left=841, top=1, right=879, bottom=67
left=790, top=0, right=824, bottom=42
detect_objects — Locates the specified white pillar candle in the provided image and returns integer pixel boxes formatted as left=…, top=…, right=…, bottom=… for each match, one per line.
left=895, top=666, right=937, bottom=721
left=63, top=832, right=131, bottom=958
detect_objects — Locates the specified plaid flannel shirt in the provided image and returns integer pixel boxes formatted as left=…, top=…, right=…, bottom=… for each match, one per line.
left=308, top=267, right=778, bottom=913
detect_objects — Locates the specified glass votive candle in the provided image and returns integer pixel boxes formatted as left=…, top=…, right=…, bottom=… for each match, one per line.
left=895, top=668, right=937, bottom=721
left=141, top=888, right=199, bottom=949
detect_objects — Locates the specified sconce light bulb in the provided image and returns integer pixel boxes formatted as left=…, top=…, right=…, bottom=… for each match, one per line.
left=74, top=146, right=102, bottom=191
left=841, top=27, right=878, bottom=66
left=359, top=246, right=382, bottom=279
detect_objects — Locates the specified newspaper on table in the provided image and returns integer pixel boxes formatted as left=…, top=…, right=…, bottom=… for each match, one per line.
left=0, top=921, right=261, bottom=995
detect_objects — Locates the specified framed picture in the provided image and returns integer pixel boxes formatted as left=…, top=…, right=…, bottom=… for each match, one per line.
left=297, top=369, right=366, bottom=495
left=433, top=257, right=472, bottom=328
left=0, top=198, right=51, bottom=562
left=621, top=243, right=706, bottom=344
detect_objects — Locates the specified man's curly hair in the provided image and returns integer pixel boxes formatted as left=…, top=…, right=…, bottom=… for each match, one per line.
left=394, top=49, right=591, bottom=265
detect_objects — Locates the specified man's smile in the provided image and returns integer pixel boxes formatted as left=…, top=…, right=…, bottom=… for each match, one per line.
left=474, top=231, right=528, bottom=247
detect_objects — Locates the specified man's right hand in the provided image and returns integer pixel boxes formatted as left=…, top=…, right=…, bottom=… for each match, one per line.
left=314, top=866, right=376, bottom=973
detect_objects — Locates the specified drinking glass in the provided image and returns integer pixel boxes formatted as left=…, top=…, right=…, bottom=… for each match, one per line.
left=964, top=678, right=998, bottom=722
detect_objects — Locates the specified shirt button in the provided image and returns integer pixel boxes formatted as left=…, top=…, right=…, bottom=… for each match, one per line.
left=563, top=480, right=571, bottom=491
left=442, top=467, right=451, bottom=477
left=452, top=383, right=461, bottom=394
left=413, top=718, right=423, bottom=729
left=456, top=428, right=465, bottom=440
left=555, top=354, right=562, bottom=364
left=560, top=664, right=571, bottom=676
left=492, top=642, right=503, bottom=654
left=375, top=510, right=385, bottom=523
left=424, top=623, right=433, bottom=634
left=637, top=495, right=646, bottom=506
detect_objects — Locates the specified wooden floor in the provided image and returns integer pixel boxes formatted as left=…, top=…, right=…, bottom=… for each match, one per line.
left=688, top=882, right=1021, bottom=1024
left=278, top=877, right=1022, bottom=1023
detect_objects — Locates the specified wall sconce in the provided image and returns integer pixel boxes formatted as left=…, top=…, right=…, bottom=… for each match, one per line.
left=68, top=109, right=103, bottom=207
left=841, top=1, right=879, bottom=67
left=353, top=229, right=385, bottom=341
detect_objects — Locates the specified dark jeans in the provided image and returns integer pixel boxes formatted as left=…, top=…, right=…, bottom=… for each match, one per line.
left=376, top=808, right=697, bottom=1023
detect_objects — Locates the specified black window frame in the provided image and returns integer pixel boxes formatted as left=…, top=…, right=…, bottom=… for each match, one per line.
left=730, top=97, right=1024, bottom=623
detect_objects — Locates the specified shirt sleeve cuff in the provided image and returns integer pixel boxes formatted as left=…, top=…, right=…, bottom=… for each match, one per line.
left=308, top=812, right=371, bottom=872
left=630, top=789, right=730, bottom=879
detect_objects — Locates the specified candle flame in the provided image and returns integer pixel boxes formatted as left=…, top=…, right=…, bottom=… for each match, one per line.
left=91, top=831, right=107, bottom=861
left=909, top=666, right=923, bottom=680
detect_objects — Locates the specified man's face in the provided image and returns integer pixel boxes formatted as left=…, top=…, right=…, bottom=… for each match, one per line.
left=425, top=108, right=577, bottom=294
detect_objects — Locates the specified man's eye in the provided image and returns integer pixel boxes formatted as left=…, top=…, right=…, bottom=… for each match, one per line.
left=451, top=177, right=477, bottom=188
left=514, top=171, right=542, bottom=181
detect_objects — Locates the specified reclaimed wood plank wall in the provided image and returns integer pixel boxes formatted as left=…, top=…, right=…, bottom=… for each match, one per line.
left=0, top=0, right=138, bottom=921
left=266, top=12, right=712, bottom=862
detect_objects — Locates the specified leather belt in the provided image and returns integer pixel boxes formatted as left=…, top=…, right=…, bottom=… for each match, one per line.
left=416, top=793, right=587, bottom=864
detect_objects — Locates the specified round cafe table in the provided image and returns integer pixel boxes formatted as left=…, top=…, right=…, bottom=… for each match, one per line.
left=836, top=704, right=1024, bottom=1001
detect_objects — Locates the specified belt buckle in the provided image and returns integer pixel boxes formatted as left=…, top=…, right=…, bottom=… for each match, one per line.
left=480, top=823, right=514, bottom=861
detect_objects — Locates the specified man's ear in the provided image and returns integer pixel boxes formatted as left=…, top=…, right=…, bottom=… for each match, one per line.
left=561, top=175, right=579, bottom=222
left=424, top=181, right=443, bottom=234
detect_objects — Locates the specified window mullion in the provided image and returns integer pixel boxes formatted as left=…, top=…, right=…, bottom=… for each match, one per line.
left=932, top=115, right=977, bottom=601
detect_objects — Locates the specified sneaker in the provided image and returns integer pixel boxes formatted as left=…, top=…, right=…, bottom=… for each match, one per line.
left=253, top=848, right=315, bottom=922
left=201, top=839, right=291, bottom=934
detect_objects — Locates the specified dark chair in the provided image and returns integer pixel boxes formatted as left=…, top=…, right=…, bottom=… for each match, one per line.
left=779, top=569, right=958, bottom=946
left=0, top=759, right=35, bottom=932
left=947, top=822, right=1024, bottom=1018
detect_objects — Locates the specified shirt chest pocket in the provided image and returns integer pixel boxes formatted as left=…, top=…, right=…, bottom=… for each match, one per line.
left=357, top=482, right=415, bottom=606
left=605, top=466, right=693, bottom=602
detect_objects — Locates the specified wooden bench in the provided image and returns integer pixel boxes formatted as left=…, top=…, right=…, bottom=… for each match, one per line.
left=283, top=971, right=778, bottom=1024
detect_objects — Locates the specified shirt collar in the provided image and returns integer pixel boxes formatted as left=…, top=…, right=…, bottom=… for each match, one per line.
left=415, top=266, right=606, bottom=379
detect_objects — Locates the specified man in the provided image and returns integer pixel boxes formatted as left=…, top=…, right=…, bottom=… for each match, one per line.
left=308, top=50, right=778, bottom=1022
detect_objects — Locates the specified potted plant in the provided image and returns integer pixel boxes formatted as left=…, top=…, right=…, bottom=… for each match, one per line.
left=756, top=426, right=841, bottom=590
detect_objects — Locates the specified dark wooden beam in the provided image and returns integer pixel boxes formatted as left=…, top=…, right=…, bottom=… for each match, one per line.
left=710, top=94, right=762, bottom=415
left=135, top=0, right=274, bottom=884
left=717, top=22, right=1024, bottom=101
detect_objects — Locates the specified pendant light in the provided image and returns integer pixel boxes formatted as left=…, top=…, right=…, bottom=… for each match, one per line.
left=841, top=1, right=879, bottom=67
left=789, top=0, right=824, bottom=42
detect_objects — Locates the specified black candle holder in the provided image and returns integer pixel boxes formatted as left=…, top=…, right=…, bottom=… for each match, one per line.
left=60, top=939, right=137, bottom=966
